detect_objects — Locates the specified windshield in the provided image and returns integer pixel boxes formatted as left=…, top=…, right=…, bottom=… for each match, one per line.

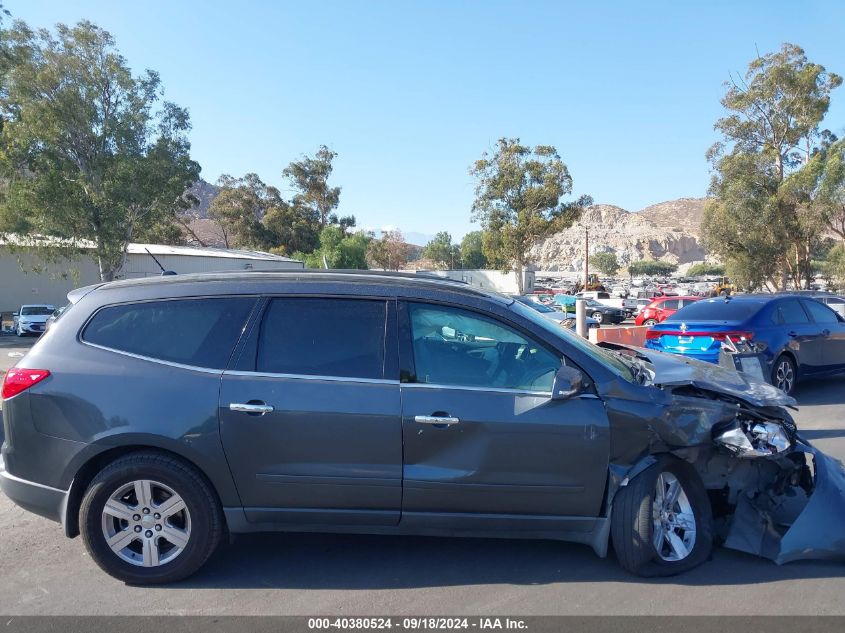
left=21, top=306, right=54, bottom=316
left=510, top=301, right=636, bottom=382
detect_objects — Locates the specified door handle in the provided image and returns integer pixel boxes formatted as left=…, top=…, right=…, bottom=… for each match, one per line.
left=229, top=402, right=274, bottom=415
left=822, top=329, right=831, bottom=337
left=414, top=415, right=460, bottom=426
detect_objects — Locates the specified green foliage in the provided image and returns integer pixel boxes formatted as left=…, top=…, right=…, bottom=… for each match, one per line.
left=703, top=43, right=843, bottom=290
left=627, top=260, right=678, bottom=277
left=459, top=231, right=487, bottom=269
left=686, top=263, right=726, bottom=277
left=0, top=20, right=200, bottom=280
left=421, top=231, right=460, bottom=268
left=469, top=138, right=591, bottom=292
left=821, top=244, right=845, bottom=291
left=367, top=229, right=411, bottom=270
left=589, top=251, right=619, bottom=276
left=207, top=173, right=277, bottom=249
left=282, top=145, right=344, bottom=228
left=291, top=226, right=371, bottom=270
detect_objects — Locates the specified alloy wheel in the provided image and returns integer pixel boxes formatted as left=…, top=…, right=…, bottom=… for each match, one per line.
left=774, top=359, right=795, bottom=393
left=100, top=479, right=191, bottom=568
left=652, top=472, right=696, bottom=562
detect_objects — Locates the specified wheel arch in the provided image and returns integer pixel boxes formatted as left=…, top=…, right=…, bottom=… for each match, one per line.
left=62, top=444, right=230, bottom=538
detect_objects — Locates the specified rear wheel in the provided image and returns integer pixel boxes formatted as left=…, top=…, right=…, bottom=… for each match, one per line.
left=80, top=452, right=223, bottom=584
left=611, top=458, right=712, bottom=577
left=592, top=311, right=604, bottom=324
left=772, top=354, right=797, bottom=395
left=643, top=318, right=658, bottom=326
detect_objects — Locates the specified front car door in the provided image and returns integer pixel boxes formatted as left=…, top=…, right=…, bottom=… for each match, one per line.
left=219, top=296, right=402, bottom=526
left=774, top=298, right=825, bottom=374
left=397, top=300, right=610, bottom=530
left=801, top=298, right=845, bottom=373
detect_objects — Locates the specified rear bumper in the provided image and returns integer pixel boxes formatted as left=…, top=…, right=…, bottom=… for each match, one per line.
left=0, top=454, right=67, bottom=524
left=643, top=343, right=720, bottom=364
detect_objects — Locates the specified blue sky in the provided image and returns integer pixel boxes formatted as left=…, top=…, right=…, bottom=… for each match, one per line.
left=12, top=1, right=845, bottom=242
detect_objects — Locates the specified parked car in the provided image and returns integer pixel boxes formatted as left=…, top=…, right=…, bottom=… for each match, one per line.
left=776, top=291, right=845, bottom=319
left=581, top=298, right=626, bottom=325
left=629, top=297, right=653, bottom=317
left=15, top=304, right=56, bottom=336
left=644, top=294, right=845, bottom=394
left=515, top=296, right=599, bottom=329
left=635, top=296, right=701, bottom=327
left=2, top=272, right=843, bottom=585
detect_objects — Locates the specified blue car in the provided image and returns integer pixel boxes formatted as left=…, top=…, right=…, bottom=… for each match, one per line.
left=644, top=294, right=845, bottom=394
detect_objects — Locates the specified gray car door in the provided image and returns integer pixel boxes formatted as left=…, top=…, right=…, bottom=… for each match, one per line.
left=219, top=296, right=402, bottom=526
left=398, top=301, right=610, bottom=525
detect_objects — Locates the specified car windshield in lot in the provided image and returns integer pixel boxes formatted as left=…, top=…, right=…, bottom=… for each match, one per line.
left=510, top=300, right=635, bottom=382
left=20, top=306, right=54, bottom=316
left=664, top=298, right=765, bottom=322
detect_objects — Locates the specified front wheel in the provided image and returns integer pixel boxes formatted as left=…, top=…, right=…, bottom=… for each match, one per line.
left=592, top=311, right=604, bottom=324
left=611, top=458, right=712, bottom=577
left=80, top=452, right=223, bottom=584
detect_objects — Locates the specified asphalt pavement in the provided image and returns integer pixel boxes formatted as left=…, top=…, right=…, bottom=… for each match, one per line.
left=0, top=335, right=844, bottom=615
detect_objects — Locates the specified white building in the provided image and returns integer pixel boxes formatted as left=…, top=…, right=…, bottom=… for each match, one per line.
left=0, top=240, right=303, bottom=313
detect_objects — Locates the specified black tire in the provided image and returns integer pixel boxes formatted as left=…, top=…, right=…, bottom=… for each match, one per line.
left=771, top=354, right=797, bottom=396
left=80, top=451, right=223, bottom=585
left=611, top=457, right=712, bottom=577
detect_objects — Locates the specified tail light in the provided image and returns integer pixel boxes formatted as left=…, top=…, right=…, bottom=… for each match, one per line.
left=645, top=330, right=662, bottom=340
left=645, top=330, right=753, bottom=341
left=1, top=368, right=51, bottom=400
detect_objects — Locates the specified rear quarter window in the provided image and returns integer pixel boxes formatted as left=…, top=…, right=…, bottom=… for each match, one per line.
left=82, top=297, right=256, bottom=369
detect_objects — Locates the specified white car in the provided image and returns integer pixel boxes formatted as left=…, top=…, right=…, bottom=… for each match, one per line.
left=16, top=304, right=55, bottom=336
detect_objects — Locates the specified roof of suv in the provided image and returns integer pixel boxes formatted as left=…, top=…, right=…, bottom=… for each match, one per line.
left=78, top=270, right=514, bottom=305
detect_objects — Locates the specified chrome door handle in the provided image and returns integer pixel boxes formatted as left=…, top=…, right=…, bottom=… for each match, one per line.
left=414, top=415, right=460, bottom=426
left=229, top=402, right=274, bottom=415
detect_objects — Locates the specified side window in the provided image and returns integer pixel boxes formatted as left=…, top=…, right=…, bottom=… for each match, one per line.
left=778, top=299, right=810, bottom=324
left=83, top=297, right=256, bottom=369
left=661, top=299, right=680, bottom=310
left=257, top=298, right=387, bottom=380
left=803, top=299, right=839, bottom=324
left=408, top=303, right=560, bottom=392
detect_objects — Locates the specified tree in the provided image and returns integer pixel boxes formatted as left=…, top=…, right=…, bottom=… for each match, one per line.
left=292, top=225, right=370, bottom=269
left=282, top=145, right=347, bottom=228
left=367, top=229, right=411, bottom=270
left=0, top=21, right=200, bottom=281
left=628, top=260, right=677, bottom=277
left=589, top=251, right=619, bottom=276
left=469, top=138, right=591, bottom=293
left=703, top=44, right=842, bottom=290
left=421, top=231, right=460, bottom=268
left=686, top=263, right=726, bottom=277
left=823, top=244, right=845, bottom=291
left=262, top=201, right=320, bottom=255
left=207, top=173, right=276, bottom=249
left=459, top=231, right=487, bottom=269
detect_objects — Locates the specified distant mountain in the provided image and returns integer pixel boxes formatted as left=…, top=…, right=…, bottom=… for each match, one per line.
left=184, top=180, right=220, bottom=219
left=530, top=198, right=710, bottom=272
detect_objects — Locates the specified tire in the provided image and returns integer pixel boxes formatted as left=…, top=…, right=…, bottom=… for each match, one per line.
left=771, top=354, right=797, bottom=396
left=611, top=457, right=713, bottom=577
left=644, top=319, right=658, bottom=326
left=80, top=451, right=223, bottom=585
left=592, top=311, right=604, bottom=324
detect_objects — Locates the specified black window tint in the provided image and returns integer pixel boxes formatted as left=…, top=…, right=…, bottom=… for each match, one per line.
left=803, top=299, right=839, bottom=324
left=408, top=303, right=560, bottom=392
left=661, top=299, right=680, bottom=310
left=257, top=298, right=386, bottom=379
left=83, top=297, right=255, bottom=369
left=778, top=299, right=810, bottom=324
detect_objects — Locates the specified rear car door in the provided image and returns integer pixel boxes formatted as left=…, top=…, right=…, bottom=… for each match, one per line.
left=398, top=301, right=610, bottom=525
left=801, top=298, right=845, bottom=372
left=774, top=298, right=825, bottom=374
left=219, top=296, right=402, bottom=526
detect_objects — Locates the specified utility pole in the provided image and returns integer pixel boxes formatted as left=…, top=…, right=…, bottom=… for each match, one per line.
left=584, top=226, right=589, bottom=288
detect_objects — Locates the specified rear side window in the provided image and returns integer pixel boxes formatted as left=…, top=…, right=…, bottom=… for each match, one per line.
left=83, top=297, right=256, bottom=369
left=257, top=298, right=387, bottom=379
left=803, top=299, right=839, bottom=324
left=661, top=299, right=680, bottom=310
left=776, top=299, right=810, bottom=324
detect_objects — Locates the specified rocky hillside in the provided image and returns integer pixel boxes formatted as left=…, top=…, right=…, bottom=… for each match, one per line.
left=530, top=199, right=708, bottom=272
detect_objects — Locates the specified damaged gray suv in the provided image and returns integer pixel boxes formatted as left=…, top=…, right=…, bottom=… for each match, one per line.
left=2, top=271, right=844, bottom=584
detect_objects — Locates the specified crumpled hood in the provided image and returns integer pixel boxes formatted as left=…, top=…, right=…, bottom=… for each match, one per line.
left=632, top=346, right=796, bottom=408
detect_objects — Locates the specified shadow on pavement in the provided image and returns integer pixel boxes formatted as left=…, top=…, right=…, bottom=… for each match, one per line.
left=176, top=531, right=844, bottom=590
left=794, top=375, right=845, bottom=407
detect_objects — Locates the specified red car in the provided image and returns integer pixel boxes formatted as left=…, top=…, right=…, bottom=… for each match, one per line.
left=635, top=295, right=701, bottom=326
